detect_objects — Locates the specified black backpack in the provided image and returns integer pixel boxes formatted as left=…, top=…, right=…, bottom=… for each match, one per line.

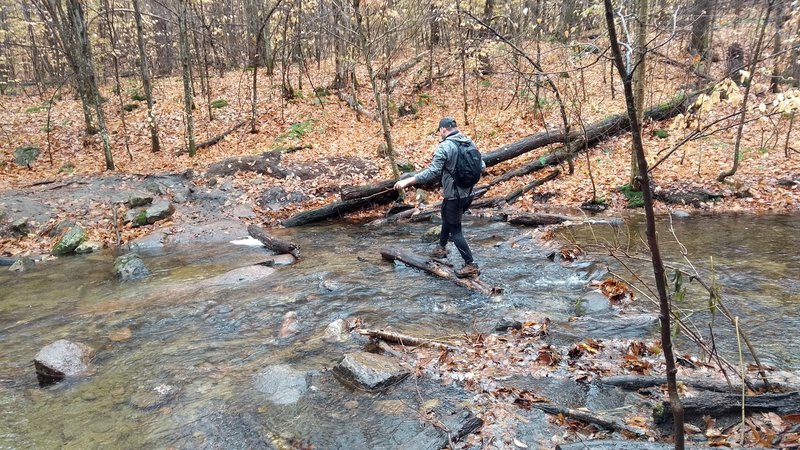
left=446, top=139, right=483, bottom=189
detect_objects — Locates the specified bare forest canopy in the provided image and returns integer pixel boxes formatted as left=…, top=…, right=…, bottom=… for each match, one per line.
left=0, top=0, right=798, bottom=238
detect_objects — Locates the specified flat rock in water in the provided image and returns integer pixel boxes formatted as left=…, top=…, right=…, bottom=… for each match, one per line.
left=203, top=265, right=276, bottom=286
left=253, top=364, right=308, bottom=405
left=34, top=339, right=95, bottom=385
left=333, top=352, right=409, bottom=391
left=577, top=291, right=611, bottom=315
left=113, top=253, right=151, bottom=282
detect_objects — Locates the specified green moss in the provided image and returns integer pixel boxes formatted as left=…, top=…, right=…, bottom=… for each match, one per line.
left=619, top=183, right=644, bottom=208
left=654, top=129, right=669, bottom=139
left=134, top=210, right=148, bottom=226
left=210, top=99, right=228, bottom=109
left=26, top=106, right=45, bottom=113
left=131, top=92, right=147, bottom=101
left=59, top=163, right=75, bottom=174
left=480, top=79, right=493, bottom=87
left=123, top=103, right=139, bottom=112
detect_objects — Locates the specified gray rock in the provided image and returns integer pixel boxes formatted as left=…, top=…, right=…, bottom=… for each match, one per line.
left=172, top=193, right=187, bottom=204
left=253, top=364, right=308, bottom=404
left=333, top=352, right=409, bottom=391
left=124, top=207, right=148, bottom=226
left=671, top=210, right=691, bottom=218
left=34, top=339, right=95, bottom=385
left=144, top=201, right=175, bottom=224
left=75, top=241, right=102, bottom=254
left=494, top=318, right=523, bottom=332
left=9, top=257, right=35, bottom=272
left=576, top=292, right=611, bottom=315
left=51, top=224, right=87, bottom=256
left=113, top=253, right=151, bottom=282
left=14, top=145, right=39, bottom=167
left=421, top=225, right=441, bottom=243
left=126, top=194, right=153, bottom=208
left=232, top=205, right=256, bottom=219
left=259, top=186, right=306, bottom=210
left=10, top=217, right=30, bottom=235
left=48, top=220, right=75, bottom=238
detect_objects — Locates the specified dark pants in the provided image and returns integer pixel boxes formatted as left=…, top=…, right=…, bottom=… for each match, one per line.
left=439, top=196, right=474, bottom=264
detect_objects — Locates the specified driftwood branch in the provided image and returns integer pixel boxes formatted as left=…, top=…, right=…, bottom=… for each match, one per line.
left=358, top=328, right=459, bottom=351
left=247, top=224, right=299, bottom=257
left=380, top=245, right=503, bottom=296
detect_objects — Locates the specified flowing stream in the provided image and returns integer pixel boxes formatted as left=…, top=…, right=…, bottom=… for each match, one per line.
left=0, top=214, right=797, bottom=448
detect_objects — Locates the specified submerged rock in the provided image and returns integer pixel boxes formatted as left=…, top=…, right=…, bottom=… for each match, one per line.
left=253, top=364, right=308, bottom=405
left=113, top=253, right=151, bottom=282
left=333, top=352, right=409, bottom=391
left=203, top=265, right=276, bottom=286
left=9, top=257, right=35, bottom=272
left=34, top=339, right=95, bottom=386
left=51, top=224, right=87, bottom=256
left=279, top=311, right=300, bottom=338
left=129, top=384, right=178, bottom=410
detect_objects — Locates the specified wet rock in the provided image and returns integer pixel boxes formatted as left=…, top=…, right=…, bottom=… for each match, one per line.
left=51, top=224, right=87, bottom=256
left=144, top=201, right=175, bottom=223
left=172, top=193, right=187, bottom=204
left=576, top=292, right=611, bottom=315
left=48, top=220, right=76, bottom=237
left=129, top=384, right=178, bottom=410
left=34, top=339, right=95, bottom=386
left=259, top=186, right=306, bottom=211
left=232, top=205, right=256, bottom=219
left=10, top=217, right=30, bottom=235
left=396, top=401, right=483, bottom=450
left=671, top=210, right=691, bottom=218
left=333, top=352, right=409, bottom=391
left=9, top=256, right=35, bottom=272
left=319, top=279, right=341, bottom=292
left=203, top=265, right=275, bottom=286
left=113, top=253, right=151, bottom=282
left=279, top=311, right=300, bottom=338
left=75, top=241, right=102, bottom=254
left=421, top=225, right=442, bottom=243
left=323, top=319, right=351, bottom=342
left=253, top=364, right=308, bottom=404
left=494, top=318, right=523, bottom=332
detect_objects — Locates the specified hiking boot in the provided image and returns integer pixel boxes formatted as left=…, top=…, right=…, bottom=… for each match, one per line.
left=430, top=245, right=448, bottom=258
left=456, top=263, right=481, bottom=278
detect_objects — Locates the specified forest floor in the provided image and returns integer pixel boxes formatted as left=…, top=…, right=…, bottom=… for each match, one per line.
left=0, top=40, right=799, bottom=255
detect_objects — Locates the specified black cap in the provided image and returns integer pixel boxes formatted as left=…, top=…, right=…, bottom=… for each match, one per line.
left=438, top=116, right=457, bottom=129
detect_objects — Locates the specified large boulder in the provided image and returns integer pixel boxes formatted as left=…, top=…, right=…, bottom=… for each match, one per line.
left=333, top=352, right=409, bottom=391
left=34, top=339, right=95, bottom=386
left=113, top=253, right=151, bottom=282
left=51, top=224, right=87, bottom=256
left=253, top=364, right=308, bottom=404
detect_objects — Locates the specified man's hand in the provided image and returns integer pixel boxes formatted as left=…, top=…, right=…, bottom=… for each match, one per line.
left=394, top=177, right=415, bottom=190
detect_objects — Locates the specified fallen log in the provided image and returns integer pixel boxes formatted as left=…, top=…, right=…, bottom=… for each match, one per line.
left=599, top=375, right=782, bottom=394
left=533, top=403, right=646, bottom=437
left=504, top=169, right=561, bottom=204
left=196, top=120, right=247, bottom=150
left=378, top=51, right=430, bottom=80
left=482, top=93, right=692, bottom=167
left=247, top=224, right=299, bottom=257
left=282, top=190, right=398, bottom=227
left=380, top=245, right=503, bottom=296
left=284, top=93, right=694, bottom=226
left=358, top=328, right=459, bottom=351
left=336, top=91, right=377, bottom=121
left=655, top=391, right=800, bottom=425
left=340, top=180, right=396, bottom=201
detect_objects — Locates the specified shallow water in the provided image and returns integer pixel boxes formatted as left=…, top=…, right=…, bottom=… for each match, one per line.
left=0, top=214, right=797, bottom=448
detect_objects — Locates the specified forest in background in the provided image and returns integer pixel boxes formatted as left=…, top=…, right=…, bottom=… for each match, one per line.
left=0, top=0, right=798, bottom=247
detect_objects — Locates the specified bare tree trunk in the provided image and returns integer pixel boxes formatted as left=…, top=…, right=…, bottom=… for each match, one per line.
left=353, top=0, right=400, bottom=180
left=21, top=2, right=44, bottom=93
left=604, top=1, right=683, bottom=447
left=718, top=0, right=774, bottom=182
left=153, top=1, right=175, bottom=76
left=132, top=0, right=161, bottom=152
left=689, top=0, right=713, bottom=60
left=770, top=0, right=786, bottom=93
left=177, top=0, right=196, bottom=156
left=631, top=0, right=648, bottom=186
left=102, top=0, right=133, bottom=161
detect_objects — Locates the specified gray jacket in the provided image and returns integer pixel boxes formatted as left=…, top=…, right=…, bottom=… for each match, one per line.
left=415, top=131, right=485, bottom=200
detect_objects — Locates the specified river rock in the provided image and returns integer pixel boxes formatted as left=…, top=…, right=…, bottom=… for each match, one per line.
left=333, top=352, right=409, bottom=391
left=253, top=364, right=308, bottom=404
left=323, top=319, right=351, bottom=342
left=129, top=384, right=178, bottom=410
left=51, top=224, right=87, bottom=256
left=421, top=225, right=442, bottom=243
left=144, top=201, right=175, bottom=223
left=113, top=253, right=151, bottom=282
left=34, top=339, right=95, bottom=386
left=75, top=241, right=102, bottom=254
left=9, top=256, right=35, bottom=272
